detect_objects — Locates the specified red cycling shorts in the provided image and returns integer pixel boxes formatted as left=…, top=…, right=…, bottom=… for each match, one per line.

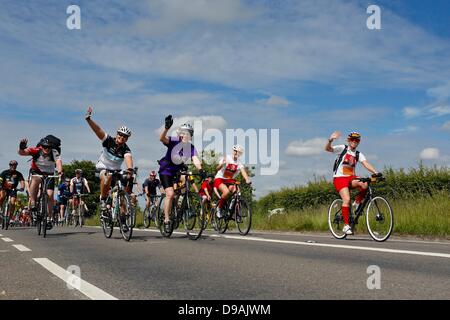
left=333, top=175, right=359, bottom=192
left=214, top=178, right=236, bottom=189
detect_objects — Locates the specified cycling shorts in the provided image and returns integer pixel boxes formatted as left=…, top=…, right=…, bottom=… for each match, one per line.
left=333, top=175, right=359, bottom=192
left=214, top=178, right=236, bottom=190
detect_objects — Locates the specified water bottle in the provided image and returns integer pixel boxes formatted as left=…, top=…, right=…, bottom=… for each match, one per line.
left=229, top=198, right=236, bottom=211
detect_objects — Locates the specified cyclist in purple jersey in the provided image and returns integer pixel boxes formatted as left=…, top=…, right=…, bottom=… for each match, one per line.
left=158, top=115, right=206, bottom=233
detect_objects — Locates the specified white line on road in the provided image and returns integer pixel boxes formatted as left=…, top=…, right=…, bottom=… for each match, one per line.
left=209, top=234, right=450, bottom=259
left=33, top=258, right=118, bottom=300
left=87, top=226, right=450, bottom=259
left=12, top=244, right=32, bottom=252
left=1, top=238, right=13, bottom=242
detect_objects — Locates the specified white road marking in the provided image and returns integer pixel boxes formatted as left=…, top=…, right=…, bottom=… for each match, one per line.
left=33, top=258, right=118, bottom=300
left=209, top=234, right=450, bottom=259
left=12, top=244, right=31, bottom=252
left=1, top=238, right=13, bottom=242
left=87, top=226, right=450, bottom=259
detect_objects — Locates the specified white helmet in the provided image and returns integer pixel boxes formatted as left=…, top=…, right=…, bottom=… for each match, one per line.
left=233, top=144, right=244, bottom=154
left=117, top=126, right=131, bottom=137
left=177, top=123, right=194, bottom=136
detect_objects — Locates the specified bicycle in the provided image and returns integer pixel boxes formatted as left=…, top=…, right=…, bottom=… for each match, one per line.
left=72, top=193, right=89, bottom=227
left=32, top=174, right=60, bottom=238
left=328, top=175, right=394, bottom=242
left=211, top=181, right=253, bottom=236
left=100, top=169, right=136, bottom=241
left=156, top=171, right=205, bottom=240
left=142, top=194, right=161, bottom=229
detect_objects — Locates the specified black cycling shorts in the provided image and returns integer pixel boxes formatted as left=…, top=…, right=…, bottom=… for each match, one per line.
left=159, top=174, right=180, bottom=190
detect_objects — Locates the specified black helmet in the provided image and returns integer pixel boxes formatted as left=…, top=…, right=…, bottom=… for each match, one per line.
left=40, top=138, right=51, bottom=148
left=9, top=160, right=18, bottom=166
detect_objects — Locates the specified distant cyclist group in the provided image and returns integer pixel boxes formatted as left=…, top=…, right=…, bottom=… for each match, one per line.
left=1, top=106, right=392, bottom=241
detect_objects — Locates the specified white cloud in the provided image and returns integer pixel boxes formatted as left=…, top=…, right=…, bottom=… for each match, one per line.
left=427, top=81, right=450, bottom=101
left=392, top=126, right=419, bottom=134
left=285, top=138, right=325, bottom=157
left=442, top=121, right=450, bottom=130
left=257, top=95, right=290, bottom=107
left=430, top=105, right=450, bottom=116
left=403, top=107, right=423, bottom=118
left=419, top=148, right=440, bottom=160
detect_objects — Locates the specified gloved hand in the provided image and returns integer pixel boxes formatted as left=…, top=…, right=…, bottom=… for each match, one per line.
left=85, top=106, right=93, bottom=120
left=372, top=172, right=383, bottom=178
left=19, top=139, right=28, bottom=150
left=165, top=115, right=173, bottom=129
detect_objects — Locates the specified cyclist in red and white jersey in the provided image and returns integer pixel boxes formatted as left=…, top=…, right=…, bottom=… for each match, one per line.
left=325, top=131, right=380, bottom=235
left=214, top=145, right=251, bottom=218
left=18, top=138, right=63, bottom=229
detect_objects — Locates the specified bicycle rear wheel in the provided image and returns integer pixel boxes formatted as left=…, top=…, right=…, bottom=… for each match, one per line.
left=328, top=199, right=347, bottom=239
left=366, top=196, right=394, bottom=242
left=183, top=192, right=205, bottom=240
left=236, top=199, right=252, bottom=236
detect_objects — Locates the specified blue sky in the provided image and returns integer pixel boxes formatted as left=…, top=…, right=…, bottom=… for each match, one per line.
left=0, top=0, right=449, bottom=198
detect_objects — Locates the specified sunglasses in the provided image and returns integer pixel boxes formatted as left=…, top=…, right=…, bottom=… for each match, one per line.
left=349, top=138, right=360, bottom=143
left=117, top=133, right=129, bottom=139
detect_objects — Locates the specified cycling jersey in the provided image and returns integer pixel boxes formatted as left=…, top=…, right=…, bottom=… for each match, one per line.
left=142, top=178, right=161, bottom=195
left=70, top=177, right=88, bottom=194
left=158, top=136, right=198, bottom=176
left=332, top=145, right=366, bottom=178
left=215, top=155, right=244, bottom=180
left=96, top=135, right=131, bottom=171
left=0, top=169, right=24, bottom=190
left=27, top=147, right=61, bottom=174
left=199, top=180, right=213, bottom=197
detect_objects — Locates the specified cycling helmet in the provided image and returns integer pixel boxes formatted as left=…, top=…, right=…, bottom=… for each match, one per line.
left=9, top=160, right=18, bottom=166
left=75, top=169, right=83, bottom=174
left=177, top=123, right=194, bottom=136
left=117, top=126, right=132, bottom=137
left=233, top=144, right=244, bottom=154
left=348, top=132, right=361, bottom=139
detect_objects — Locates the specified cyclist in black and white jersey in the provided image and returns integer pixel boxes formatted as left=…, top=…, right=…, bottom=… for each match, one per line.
left=70, top=169, right=91, bottom=215
left=85, top=106, right=134, bottom=216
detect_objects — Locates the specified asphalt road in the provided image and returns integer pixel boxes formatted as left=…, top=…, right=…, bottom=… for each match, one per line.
left=0, top=225, right=449, bottom=300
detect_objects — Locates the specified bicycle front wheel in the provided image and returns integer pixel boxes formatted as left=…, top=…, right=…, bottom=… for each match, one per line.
left=183, top=192, right=205, bottom=240
left=143, top=206, right=151, bottom=228
left=119, top=193, right=134, bottom=241
left=101, top=210, right=113, bottom=238
left=366, top=196, right=394, bottom=242
left=236, top=199, right=252, bottom=236
left=328, top=199, right=347, bottom=239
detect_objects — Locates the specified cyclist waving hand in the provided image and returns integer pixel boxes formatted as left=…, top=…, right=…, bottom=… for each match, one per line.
left=325, top=131, right=380, bottom=235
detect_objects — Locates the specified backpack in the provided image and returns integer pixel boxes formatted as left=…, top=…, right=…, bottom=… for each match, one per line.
left=333, top=145, right=359, bottom=174
left=37, top=134, right=61, bottom=154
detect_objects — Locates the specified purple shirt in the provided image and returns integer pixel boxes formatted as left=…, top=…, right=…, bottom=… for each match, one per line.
left=158, top=136, right=198, bottom=176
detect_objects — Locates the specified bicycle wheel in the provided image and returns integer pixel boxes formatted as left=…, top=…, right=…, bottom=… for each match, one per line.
left=120, top=193, right=134, bottom=241
left=328, top=199, right=347, bottom=239
left=101, top=209, right=113, bottom=238
left=151, top=205, right=159, bottom=228
left=42, top=198, right=48, bottom=238
left=236, top=199, right=252, bottom=236
left=213, top=206, right=229, bottom=234
left=143, top=206, right=151, bottom=228
left=366, top=196, right=394, bottom=242
left=183, top=192, right=205, bottom=240
left=157, top=196, right=174, bottom=238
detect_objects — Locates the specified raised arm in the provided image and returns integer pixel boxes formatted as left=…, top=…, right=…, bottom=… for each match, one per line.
left=160, top=115, right=173, bottom=145
left=325, top=131, right=341, bottom=152
left=85, top=106, right=106, bottom=141
left=18, top=139, right=30, bottom=156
